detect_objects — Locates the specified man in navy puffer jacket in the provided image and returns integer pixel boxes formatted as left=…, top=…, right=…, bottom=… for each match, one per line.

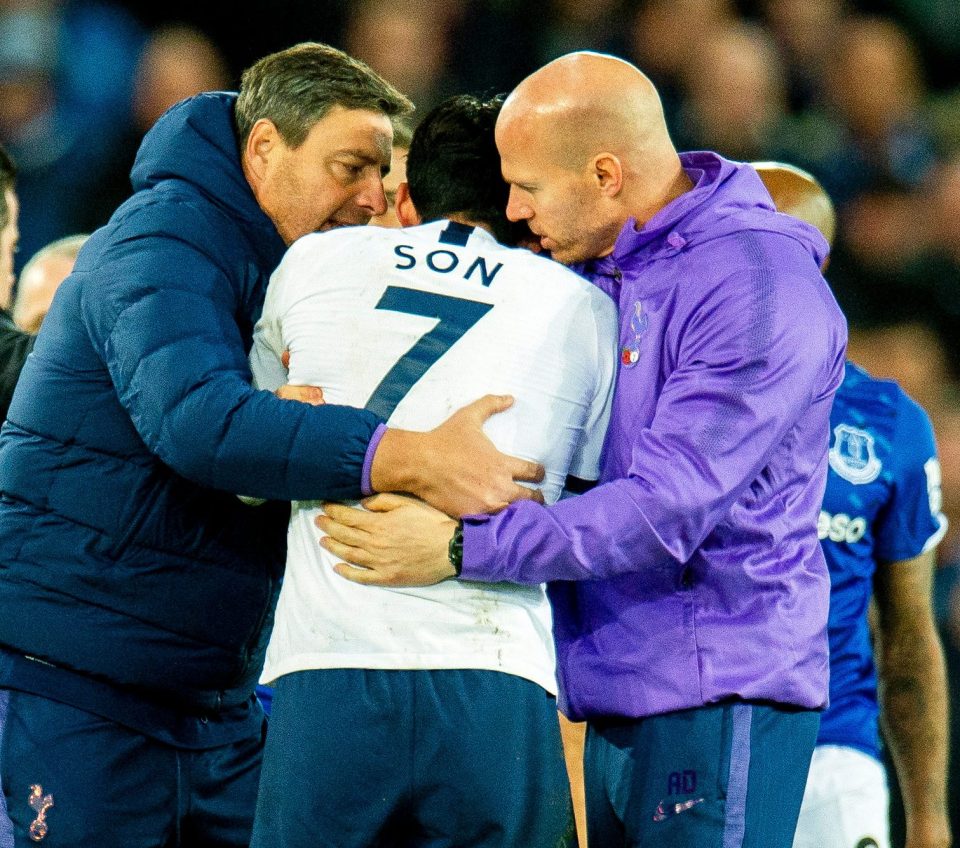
left=0, top=43, right=542, bottom=848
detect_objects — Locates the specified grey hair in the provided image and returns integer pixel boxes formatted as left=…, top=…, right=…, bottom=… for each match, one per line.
left=235, top=42, right=414, bottom=148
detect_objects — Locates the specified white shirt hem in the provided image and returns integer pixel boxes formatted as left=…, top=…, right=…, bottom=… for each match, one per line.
left=261, top=652, right=558, bottom=696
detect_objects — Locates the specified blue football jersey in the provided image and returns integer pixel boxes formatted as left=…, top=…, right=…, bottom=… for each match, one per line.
left=817, top=362, right=946, bottom=758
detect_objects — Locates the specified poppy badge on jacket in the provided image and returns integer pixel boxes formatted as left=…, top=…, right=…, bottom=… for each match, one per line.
left=621, top=300, right=649, bottom=368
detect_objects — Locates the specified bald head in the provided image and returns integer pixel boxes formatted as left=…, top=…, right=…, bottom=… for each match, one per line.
left=499, top=52, right=672, bottom=168
left=753, top=161, right=836, bottom=247
left=496, top=52, right=691, bottom=264
left=13, top=234, right=87, bottom=333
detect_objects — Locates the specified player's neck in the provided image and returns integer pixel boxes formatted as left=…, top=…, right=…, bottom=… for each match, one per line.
left=446, top=213, right=493, bottom=238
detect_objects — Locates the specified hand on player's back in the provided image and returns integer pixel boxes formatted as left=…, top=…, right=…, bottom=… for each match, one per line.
left=371, top=395, right=545, bottom=518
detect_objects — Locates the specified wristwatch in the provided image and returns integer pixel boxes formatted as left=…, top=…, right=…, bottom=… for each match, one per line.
left=448, top=519, right=464, bottom=577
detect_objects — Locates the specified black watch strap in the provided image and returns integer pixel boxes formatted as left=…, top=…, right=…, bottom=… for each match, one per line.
left=448, top=519, right=465, bottom=577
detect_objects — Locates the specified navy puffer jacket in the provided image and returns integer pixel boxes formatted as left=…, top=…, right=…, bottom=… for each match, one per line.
left=0, top=93, right=382, bottom=712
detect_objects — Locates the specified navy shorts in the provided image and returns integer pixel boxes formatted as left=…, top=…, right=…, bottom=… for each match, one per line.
left=0, top=690, right=265, bottom=847
left=585, top=700, right=819, bottom=848
left=251, top=668, right=577, bottom=848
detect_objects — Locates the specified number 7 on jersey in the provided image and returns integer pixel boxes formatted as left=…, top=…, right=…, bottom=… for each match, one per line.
left=364, top=286, right=493, bottom=419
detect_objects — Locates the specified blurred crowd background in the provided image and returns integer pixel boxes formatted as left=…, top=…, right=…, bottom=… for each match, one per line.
left=2, top=0, right=960, bottom=841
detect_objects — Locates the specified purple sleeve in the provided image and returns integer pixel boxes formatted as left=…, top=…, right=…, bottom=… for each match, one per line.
left=460, top=272, right=846, bottom=584
left=361, top=423, right=389, bottom=496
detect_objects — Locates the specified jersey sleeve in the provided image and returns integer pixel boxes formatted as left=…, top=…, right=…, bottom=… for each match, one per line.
left=873, top=390, right=948, bottom=562
left=249, top=268, right=289, bottom=393
left=566, top=292, right=618, bottom=481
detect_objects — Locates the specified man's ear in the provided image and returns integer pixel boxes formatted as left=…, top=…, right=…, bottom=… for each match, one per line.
left=593, top=153, right=623, bottom=198
left=395, top=183, right=421, bottom=227
left=244, top=119, right=282, bottom=181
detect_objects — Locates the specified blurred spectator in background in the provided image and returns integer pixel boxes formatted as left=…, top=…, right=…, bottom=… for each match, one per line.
left=897, top=155, right=960, bottom=380
left=370, top=119, right=412, bottom=228
left=879, top=0, right=960, bottom=89
left=0, top=0, right=145, bottom=269
left=443, top=1, right=539, bottom=102
left=345, top=0, right=461, bottom=112
left=759, top=0, right=846, bottom=111
left=89, top=23, right=230, bottom=229
left=535, top=0, right=625, bottom=63
left=825, top=187, right=934, bottom=340
left=132, top=23, right=230, bottom=131
left=806, top=15, right=938, bottom=204
left=11, top=232, right=86, bottom=333
left=839, top=188, right=923, bottom=274
left=922, top=154, right=960, bottom=280
left=0, top=143, right=32, bottom=424
left=674, top=22, right=790, bottom=160
left=627, top=0, right=736, bottom=132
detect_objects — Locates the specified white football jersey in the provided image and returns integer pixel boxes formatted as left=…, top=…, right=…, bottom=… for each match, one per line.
left=250, top=219, right=618, bottom=694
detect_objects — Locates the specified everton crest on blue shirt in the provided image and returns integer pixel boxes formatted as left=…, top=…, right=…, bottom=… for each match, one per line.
left=828, top=423, right=882, bottom=485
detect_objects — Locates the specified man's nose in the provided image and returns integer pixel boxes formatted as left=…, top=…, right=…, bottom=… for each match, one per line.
left=357, top=174, right=388, bottom=217
left=506, top=188, right=530, bottom=222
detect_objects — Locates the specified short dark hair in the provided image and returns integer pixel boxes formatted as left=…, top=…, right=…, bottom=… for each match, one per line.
left=406, top=94, right=528, bottom=246
left=0, top=143, right=16, bottom=229
left=235, top=42, right=414, bottom=148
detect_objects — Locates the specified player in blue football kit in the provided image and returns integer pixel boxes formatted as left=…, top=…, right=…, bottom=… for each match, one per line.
left=808, top=362, right=948, bottom=846
left=757, top=163, right=950, bottom=848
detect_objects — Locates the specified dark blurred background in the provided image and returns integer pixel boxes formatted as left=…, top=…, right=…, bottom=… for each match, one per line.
left=2, top=1, right=960, bottom=841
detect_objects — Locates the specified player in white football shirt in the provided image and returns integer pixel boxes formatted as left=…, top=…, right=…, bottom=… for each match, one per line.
left=247, top=95, right=618, bottom=848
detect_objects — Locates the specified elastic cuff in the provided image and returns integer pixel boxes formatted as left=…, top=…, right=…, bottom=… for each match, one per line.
left=457, top=514, right=494, bottom=582
left=361, top=423, right=388, bottom=496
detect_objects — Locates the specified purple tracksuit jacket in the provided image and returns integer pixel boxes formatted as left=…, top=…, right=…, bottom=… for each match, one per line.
left=460, top=152, right=847, bottom=722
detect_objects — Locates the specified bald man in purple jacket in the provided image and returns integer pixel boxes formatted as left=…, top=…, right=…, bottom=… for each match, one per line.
left=321, top=52, right=847, bottom=848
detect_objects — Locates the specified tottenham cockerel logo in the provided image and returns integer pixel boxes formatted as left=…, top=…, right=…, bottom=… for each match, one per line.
left=28, top=784, right=54, bottom=842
